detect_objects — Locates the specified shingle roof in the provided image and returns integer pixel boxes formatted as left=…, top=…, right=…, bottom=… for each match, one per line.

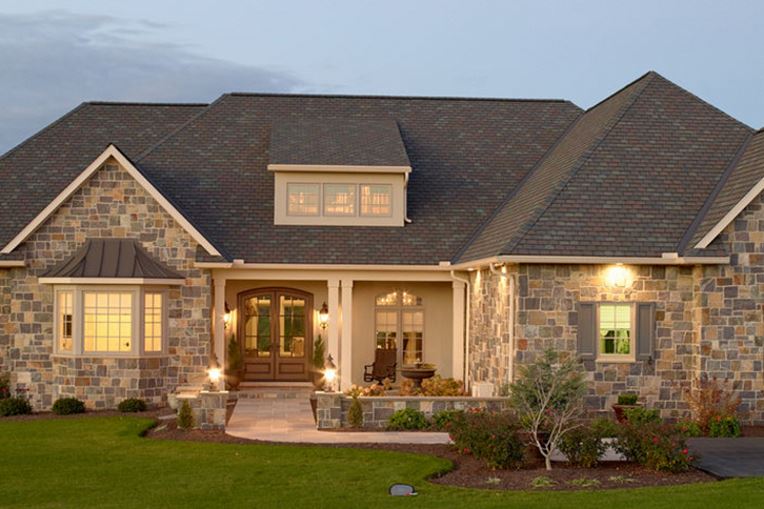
left=269, top=118, right=410, bottom=167
left=42, top=238, right=184, bottom=280
left=457, top=72, right=753, bottom=262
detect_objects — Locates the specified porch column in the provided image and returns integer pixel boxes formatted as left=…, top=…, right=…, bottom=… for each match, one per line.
left=340, top=278, right=353, bottom=391
left=213, top=276, right=226, bottom=369
left=452, top=280, right=466, bottom=382
left=327, top=278, right=340, bottom=382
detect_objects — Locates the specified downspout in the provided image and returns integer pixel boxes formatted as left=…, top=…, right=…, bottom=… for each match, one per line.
left=404, top=172, right=412, bottom=224
left=450, top=270, right=470, bottom=391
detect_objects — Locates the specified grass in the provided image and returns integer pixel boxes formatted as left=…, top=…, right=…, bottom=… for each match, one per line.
left=1, top=417, right=763, bottom=509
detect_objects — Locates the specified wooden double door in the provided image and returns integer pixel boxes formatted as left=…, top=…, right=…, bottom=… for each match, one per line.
left=238, top=288, right=313, bottom=381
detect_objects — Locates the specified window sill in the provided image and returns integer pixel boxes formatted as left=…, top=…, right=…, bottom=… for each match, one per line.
left=52, top=353, right=168, bottom=359
left=595, top=357, right=636, bottom=364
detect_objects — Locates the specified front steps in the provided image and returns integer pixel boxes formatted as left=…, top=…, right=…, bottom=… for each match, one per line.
left=233, top=382, right=315, bottom=400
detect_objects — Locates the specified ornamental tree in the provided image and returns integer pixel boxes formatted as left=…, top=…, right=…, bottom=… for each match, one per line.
left=510, top=349, right=587, bottom=470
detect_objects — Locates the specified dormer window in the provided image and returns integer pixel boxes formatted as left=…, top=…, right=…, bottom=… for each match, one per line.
left=287, top=183, right=320, bottom=216
left=324, top=184, right=356, bottom=216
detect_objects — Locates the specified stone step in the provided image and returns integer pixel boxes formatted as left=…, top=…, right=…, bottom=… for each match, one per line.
left=233, top=384, right=315, bottom=400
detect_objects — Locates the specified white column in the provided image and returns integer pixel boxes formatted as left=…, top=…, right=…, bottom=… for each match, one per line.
left=327, top=278, right=340, bottom=376
left=340, top=278, right=354, bottom=391
left=213, top=276, right=226, bottom=369
left=452, top=280, right=466, bottom=382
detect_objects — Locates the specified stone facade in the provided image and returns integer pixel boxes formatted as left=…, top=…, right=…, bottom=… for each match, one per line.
left=1, top=160, right=212, bottom=410
left=176, top=390, right=229, bottom=430
left=315, top=392, right=510, bottom=429
left=468, top=194, right=764, bottom=424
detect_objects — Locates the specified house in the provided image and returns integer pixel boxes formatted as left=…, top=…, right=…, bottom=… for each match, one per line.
left=0, top=71, right=762, bottom=423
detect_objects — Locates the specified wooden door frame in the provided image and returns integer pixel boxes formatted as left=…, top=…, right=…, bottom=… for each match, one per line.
left=237, top=287, right=313, bottom=382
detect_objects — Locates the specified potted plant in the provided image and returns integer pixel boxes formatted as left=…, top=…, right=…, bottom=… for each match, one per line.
left=612, top=393, right=641, bottom=423
left=311, top=334, right=326, bottom=389
left=226, top=334, right=243, bottom=391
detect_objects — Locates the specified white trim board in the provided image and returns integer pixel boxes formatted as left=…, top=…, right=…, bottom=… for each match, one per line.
left=268, top=164, right=412, bottom=174
left=694, top=175, right=764, bottom=249
left=0, top=261, right=25, bottom=268
left=38, top=277, right=185, bottom=285
left=0, top=145, right=221, bottom=257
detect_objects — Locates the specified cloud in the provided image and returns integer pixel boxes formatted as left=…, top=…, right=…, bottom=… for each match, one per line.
left=0, top=10, right=304, bottom=153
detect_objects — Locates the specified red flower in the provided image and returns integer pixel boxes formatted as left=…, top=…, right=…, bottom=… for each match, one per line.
left=462, top=447, right=471, bottom=455
left=682, top=448, right=689, bottom=455
left=652, top=436, right=659, bottom=444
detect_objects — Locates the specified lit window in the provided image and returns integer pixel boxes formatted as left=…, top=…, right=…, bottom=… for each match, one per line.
left=287, top=183, right=320, bottom=216
left=599, top=304, right=632, bottom=357
left=84, top=292, right=133, bottom=353
left=323, top=184, right=356, bottom=216
left=57, top=291, right=73, bottom=352
left=374, top=291, right=424, bottom=366
left=144, top=293, right=163, bottom=352
left=360, top=184, right=392, bottom=216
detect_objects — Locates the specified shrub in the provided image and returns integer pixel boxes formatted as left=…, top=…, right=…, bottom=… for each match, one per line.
left=344, top=381, right=390, bottom=398
left=558, top=418, right=617, bottom=468
left=708, top=415, right=741, bottom=437
left=227, top=334, right=243, bottom=374
left=0, top=373, right=10, bottom=399
left=387, top=408, right=428, bottom=431
left=347, top=396, right=363, bottom=428
left=0, top=397, right=32, bottom=416
left=311, top=334, right=326, bottom=371
left=510, top=349, right=587, bottom=470
left=623, top=407, right=660, bottom=425
left=449, top=410, right=525, bottom=469
left=420, top=376, right=465, bottom=396
left=617, top=393, right=639, bottom=406
left=614, top=419, right=693, bottom=472
left=675, top=419, right=702, bottom=437
left=52, top=397, right=85, bottom=415
left=177, top=400, right=194, bottom=430
left=685, top=377, right=741, bottom=433
left=117, top=398, right=148, bottom=413
left=432, top=409, right=466, bottom=431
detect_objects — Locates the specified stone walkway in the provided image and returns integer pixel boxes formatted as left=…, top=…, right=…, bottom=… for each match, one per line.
left=689, top=437, right=764, bottom=478
left=226, top=395, right=451, bottom=444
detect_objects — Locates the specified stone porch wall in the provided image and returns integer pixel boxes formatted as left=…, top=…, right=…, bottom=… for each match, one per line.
left=3, top=161, right=212, bottom=410
left=315, top=392, right=510, bottom=429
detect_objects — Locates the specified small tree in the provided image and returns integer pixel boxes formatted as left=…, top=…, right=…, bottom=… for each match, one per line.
left=177, top=400, right=195, bottom=430
left=510, top=349, right=587, bottom=470
left=312, top=334, right=326, bottom=371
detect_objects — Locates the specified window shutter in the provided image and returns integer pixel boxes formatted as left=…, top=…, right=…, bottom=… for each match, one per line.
left=577, top=302, right=596, bottom=360
left=635, top=302, right=656, bottom=361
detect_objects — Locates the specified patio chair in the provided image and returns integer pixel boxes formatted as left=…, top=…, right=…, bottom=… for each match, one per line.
left=364, top=348, right=397, bottom=384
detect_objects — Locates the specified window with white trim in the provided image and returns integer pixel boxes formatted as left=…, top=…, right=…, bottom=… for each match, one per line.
left=287, top=183, right=320, bottom=216
left=598, top=303, right=633, bottom=359
left=285, top=182, right=393, bottom=218
left=323, top=184, right=356, bottom=216
left=360, top=184, right=392, bottom=217
left=54, top=286, right=167, bottom=356
left=374, top=290, right=424, bottom=366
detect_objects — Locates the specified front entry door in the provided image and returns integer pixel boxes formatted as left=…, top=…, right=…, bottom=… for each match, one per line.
left=239, top=288, right=312, bottom=381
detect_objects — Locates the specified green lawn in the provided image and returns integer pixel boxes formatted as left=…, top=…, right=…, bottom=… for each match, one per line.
left=0, top=417, right=762, bottom=509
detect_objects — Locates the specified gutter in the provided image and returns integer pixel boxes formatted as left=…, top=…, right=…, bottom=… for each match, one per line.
left=449, top=254, right=729, bottom=271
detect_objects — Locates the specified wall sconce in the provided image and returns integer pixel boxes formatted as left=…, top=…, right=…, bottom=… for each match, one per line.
left=318, top=302, right=329, bottom=329
left=605, top=264, right=630, bottom=288
left=223, top=302, right=231, bottom=328
left=207, top=353, right=222, bottom=391
left=323, top=354, right=337, bottom=392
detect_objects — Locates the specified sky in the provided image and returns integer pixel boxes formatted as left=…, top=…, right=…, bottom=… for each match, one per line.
left=1, top=0, right=763, bottom=153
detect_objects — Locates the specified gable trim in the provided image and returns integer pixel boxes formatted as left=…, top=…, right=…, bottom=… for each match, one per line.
left=0, top=144, right=222, bottom=257
left=267, top=164, right=412, bottom=174
left=694, top=174, right=764, bottom=249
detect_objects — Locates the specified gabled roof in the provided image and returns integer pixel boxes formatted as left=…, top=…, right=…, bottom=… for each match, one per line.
left=457, top=72, right=752, bottom=262
left=40, top=238, right=184, bottom=284
left=269, top=118, right=410, bottom=168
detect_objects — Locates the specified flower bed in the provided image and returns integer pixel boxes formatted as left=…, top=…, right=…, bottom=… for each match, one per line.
left=314, top=391, right=510, bottom=429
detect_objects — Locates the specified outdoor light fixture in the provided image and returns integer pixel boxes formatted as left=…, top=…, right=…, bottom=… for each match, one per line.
left=223, top=302, right=231, bottom=328
left=605, top=264, right=630, bottom=288
left=207, top=353, right=222, bottom=391
left=323, top=354, right=337, bottom=392
left=318, top=302, right=329, bottom=329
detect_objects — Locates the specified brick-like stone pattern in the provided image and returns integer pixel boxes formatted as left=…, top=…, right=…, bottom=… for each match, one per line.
left=469, top=197, right=764, bottom=424
left=3, top=161, right=211, bottom=410
left=177, top=391, right=229, bottom=430
left=315, top=392, right=510, bottom=429
left=0, top=269, right=10, bottom=375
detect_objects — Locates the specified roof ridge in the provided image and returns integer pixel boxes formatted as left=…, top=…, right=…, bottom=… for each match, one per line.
left=676, top=132, right=755, bottom=254
left=134, top=94, right=228, bottom=162
left=228, top=91, right=576, bottom=104
left=0, top=102, right=89, bottom=163
left=87, top=101, right=209, bottom=107
left=451, top=110, right=585, bottom=263
left=501, top=72, right=657, bottom=255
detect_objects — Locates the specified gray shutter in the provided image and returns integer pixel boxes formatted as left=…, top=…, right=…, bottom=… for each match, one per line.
left=635, top=302, right=656, bottom=361
left=577, top=302, right=596, bottom=360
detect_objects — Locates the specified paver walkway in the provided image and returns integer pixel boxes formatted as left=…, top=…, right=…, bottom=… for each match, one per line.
left=226, top=395, right=451, bottom=444
left=689, top=437, right=764, bottom=478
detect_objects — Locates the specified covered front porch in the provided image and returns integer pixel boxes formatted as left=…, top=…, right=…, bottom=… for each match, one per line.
left=209, top=267, right=468, bottom=391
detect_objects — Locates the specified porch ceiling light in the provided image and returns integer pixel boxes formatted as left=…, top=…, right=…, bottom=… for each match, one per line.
left=605, top=264, right=630, bottom=288
left=318, top=302, right=329, bottom=329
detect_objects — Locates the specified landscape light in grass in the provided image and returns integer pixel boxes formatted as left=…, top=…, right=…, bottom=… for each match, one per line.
left=389, top=484, right=417, bottom=496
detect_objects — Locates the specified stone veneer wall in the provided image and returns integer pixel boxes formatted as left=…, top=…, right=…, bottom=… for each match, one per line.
left=0, top=269, right=10, bottom=375
left=469, top=198, right=764, bottom=424
left=3, top=161, right=211, bottom=409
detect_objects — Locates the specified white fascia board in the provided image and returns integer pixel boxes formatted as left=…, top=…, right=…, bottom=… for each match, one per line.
left=195, top=261, right=447, bottom=271
left=450, top=254, right=729, bottom=269
left=1, top=145, right=221, bottom=257
left=0, top=261, right=26, bottom=268
left=267, top=164, right=412, bottom=174
left=694, top=175, right=764, bottom=249
left=38, top=277, right=185, bottom=285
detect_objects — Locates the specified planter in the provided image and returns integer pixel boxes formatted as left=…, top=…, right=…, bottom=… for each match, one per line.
left=400, top=366, right=436, bottom=389
left=311, top=369, right=325, bottom=390
left=225, top=370, right=242, bottom=391
left=612, top=404, right=642, bottom=423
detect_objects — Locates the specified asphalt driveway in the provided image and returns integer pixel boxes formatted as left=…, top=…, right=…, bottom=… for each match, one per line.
left=689, top=438, right=764, bottom=478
